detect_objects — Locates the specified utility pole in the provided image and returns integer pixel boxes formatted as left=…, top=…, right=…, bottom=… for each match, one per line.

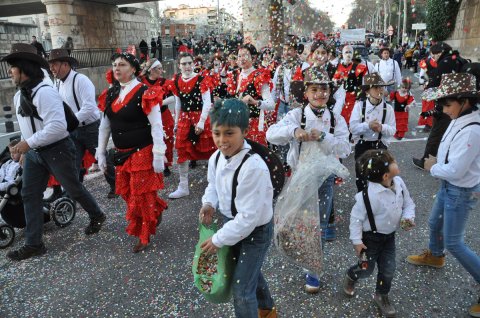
left=403, top=0, right=407, bottom=43
left=397, top=0, right=402, bottom=44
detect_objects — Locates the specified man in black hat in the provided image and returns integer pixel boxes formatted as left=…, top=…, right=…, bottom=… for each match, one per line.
left=2, top=43, right=106, bottom=261
left=48, top=49, right=115, bottom=198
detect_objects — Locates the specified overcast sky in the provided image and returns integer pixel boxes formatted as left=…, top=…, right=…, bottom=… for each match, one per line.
left=158, top=0, right=351, bottom=27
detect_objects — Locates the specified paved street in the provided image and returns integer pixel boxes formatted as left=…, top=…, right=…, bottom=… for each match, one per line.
left=1, top=69, right=479, bottom=318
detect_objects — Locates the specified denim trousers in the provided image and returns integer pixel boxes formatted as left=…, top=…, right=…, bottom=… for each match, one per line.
left=347, top=231, right=396, bottom=294
left=22, top=137, right=103, bottom=246
left=428, top=181, right=480, bottom=283
left=307, top=175, right=335, bottom=279
left=230, top=220, right=275, bottom=317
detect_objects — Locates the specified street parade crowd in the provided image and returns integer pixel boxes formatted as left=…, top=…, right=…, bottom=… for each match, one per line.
left=1, top=31, right=480, bottom=318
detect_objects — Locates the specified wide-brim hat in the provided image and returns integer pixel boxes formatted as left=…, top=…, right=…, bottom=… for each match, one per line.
left=1, top=43, right=49, bottom=69
left=304, top=68, right=333, bottom=85
left=362, top=73, right=394, bottom=90
left=48, top=48, right=79, bottom=67
left=422, top=73, right=480, bottom=101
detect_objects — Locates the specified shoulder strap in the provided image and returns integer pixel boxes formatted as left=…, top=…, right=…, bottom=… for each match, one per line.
left=72, top=73, right=80, bottom=111
left=328, top=108, right=335, bottom=134
left=360, top=100, right=367, bottom=140
left=231, top=150, right=255, bottom=217
left=362, top=188, right=377, bottom=233
left=29, top=85, right=50, bottom=133
left=299, top=107, right=306, bottom=154
left=377, top=102, right=387, bottom=141
left=445, top=122, right=480, bottom=163
left=214, top=151, right=221, bottom=168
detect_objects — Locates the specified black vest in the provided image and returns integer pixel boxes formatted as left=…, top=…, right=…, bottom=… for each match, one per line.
left=344, top=63, right=363, bottom=93
left=392, top=92, right=409, bottom=112
left=236, top=70, right=263, bottom=118
left=175, top=75, right=204, bottom=112
left=105, top=84, right=153, bottom=149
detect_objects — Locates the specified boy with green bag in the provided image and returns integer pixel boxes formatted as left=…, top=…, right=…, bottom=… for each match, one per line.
left=199, top=99, right=277, bottom=318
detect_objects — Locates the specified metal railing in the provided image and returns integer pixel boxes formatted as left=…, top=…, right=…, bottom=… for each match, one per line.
left=0, top=45, right=177, bottom=80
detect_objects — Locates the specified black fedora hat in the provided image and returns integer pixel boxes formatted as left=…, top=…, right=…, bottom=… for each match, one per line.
left=1, top=43, right=49, bottom=69
left=48, top=48, right=79, bottom=67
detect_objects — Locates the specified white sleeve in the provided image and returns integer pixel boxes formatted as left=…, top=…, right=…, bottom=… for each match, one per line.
left=431, top=129, right=480, bottom=183
left=349, top=102, right=370, bottom=136
left=174, top=96, right=181, bottom=126
left=322, top=114, right=351, bottom=159
left=75, top=76, right=100, bottom=123
left=418, top=68, right=426, bottom=85
left=349, top=192, right=366, bottom=245
left=162, top=95, right=175, bottom=106
left=394, top=61, right=402, bottom=87
left=259, top=83, right=275, bottom=110
left=380, top=106, right=396, bottom=137
left=97, top=114, right=111, bottom=153
left=147, top=105, right=166, bottom=159
left=332, top=86, right=346, bottom=115
left=196, top=90, right=212, bottom=130
left=201, top=152, right=219, bottom=209
left=399, top=178, right=416, bottom=221
left=26, top=87, right=68, bottom=149
left=266, top=108, right=301, bottom=146
left=271, top=66, right=280, bottom=103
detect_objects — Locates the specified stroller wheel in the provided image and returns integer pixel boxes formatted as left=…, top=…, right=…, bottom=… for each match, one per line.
left=51, top=197, right=76, bottom=227
left=0, top=224, right=15, bottom=249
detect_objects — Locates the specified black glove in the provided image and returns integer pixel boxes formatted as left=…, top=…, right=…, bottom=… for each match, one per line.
left=420, top=111, right=432, bottom=118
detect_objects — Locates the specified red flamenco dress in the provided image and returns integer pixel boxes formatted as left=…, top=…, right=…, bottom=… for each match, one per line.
left=141, top=76, right=175, bottom=167
left=418, top=58, right=436, bottom=128
left=390, top=91, right=414, bottom=139
left=171, top=74, right=216, bottom=163
left=101, top=81, right=168, bottom=244
left=226, top=68, right=273, bottom=145
left=333, top=62, right=368, bottom=124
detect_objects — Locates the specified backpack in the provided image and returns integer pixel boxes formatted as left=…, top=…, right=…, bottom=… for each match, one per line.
left=214, top=139, right=285, bottom=217
left=24, top=85, right=79, bottom=133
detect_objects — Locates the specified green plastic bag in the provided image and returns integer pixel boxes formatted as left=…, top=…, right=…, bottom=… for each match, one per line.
left=192, top=223, right=235, bottom=303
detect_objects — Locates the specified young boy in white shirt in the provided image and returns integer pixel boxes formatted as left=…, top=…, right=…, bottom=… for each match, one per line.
left=199, top=99, right=276, bottom=318
left=350, top=73, right=397, bottom=191
left=266, top=69, right=351, bottom=293
left=343, top=149, right=415, bottom=317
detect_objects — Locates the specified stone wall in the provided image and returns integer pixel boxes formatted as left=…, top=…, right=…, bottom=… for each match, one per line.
left=0, top=22, right=38, bottom=54
left=447, top=0, right=480, bottom=62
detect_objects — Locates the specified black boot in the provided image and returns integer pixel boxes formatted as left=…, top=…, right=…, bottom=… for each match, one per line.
left=7, top=244, right=46, bottom=261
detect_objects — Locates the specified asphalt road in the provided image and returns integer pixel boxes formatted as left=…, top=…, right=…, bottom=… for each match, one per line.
left=1, top=69, right=479, bottom=318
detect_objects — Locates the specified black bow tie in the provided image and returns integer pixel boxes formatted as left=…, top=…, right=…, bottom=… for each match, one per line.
left=311, top=107, right=326, bottom=118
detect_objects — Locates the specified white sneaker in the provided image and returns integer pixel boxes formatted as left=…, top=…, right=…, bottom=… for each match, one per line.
left=88, top=163, right=100, bottom=173
left=168, top=187, right=189, bottom=199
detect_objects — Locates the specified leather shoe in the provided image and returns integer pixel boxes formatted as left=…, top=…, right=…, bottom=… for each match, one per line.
left=132, top=240, right=149, bottom=253
left=7, top=244, right=46, bottom=261
left=84, top=213, right=106, bottom=235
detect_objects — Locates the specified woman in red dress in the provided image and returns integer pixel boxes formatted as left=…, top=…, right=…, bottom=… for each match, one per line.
left=169, top=52, right=216, bottom=199
left=96, top=53, right=167, bottom=253
left=226, top=44, right=274, bottom=145
left=389, top=78, right=414, bottom=140
left=140, top=58, right=175, bottom=177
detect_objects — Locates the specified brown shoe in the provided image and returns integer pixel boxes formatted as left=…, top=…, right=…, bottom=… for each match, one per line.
left=258, top=307, right=277, bottom=318
left=343, top=272, right=356, bottom=297
left=469, top=297, right=480, bottom=317
left=406, top=249, right=445, bottom=268
left=373, top=293, right=396, bottom=318
left=132, top=240, right=149, bottom=253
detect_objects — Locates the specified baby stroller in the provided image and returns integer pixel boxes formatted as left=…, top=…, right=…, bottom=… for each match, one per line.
left=0, top=150, right=76, bottom=248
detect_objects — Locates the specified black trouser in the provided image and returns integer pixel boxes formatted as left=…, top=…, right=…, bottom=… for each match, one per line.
left=354, top=140, right=387, bottom=191
left=422, top=113, right=451, bottom=160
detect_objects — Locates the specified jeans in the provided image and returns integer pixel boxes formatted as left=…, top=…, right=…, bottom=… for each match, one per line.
left=71, top=120, right=115, bottom=190
left=231, top=220, right=275, bottom=317
left=22, top=137, right=104, bottom=246
left=428, top=181, right=480, bottom=283
left=347, top=231, right=396, bottom=294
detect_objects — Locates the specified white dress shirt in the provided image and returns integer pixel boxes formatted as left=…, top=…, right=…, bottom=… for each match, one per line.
left=349, top=176, right=416, bottom=245
left=56, top=70, right=100, bottom=125
left=202, top=141, right=274, bottom=248
left=15, top=82, right=69, bottom=149
left=266, top=105, right=351, bottom=170
left=374, top=58, right=402, bottom=88
left=272, top=61, right=310, bottom=104
left=430, top=110, right=480, bottom=188
left=349, top=99, right=396, bottom=145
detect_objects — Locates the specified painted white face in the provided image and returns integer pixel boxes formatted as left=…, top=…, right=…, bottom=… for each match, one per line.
left=342, top=46, right=353, bottom=63
left=179, top=56, right=194, bottom=77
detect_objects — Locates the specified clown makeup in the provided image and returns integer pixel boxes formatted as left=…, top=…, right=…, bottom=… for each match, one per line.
left=149, top=63, right=163, bottom=80
left=112, top=56, right=136, bottom=84
left=213, top=59, right=222, bottom=72
left=313, top=47, right=328, bottom=66
left=179, top=56, right=194, bottom=78
left=342, top=46, right=353, bottom=64
left=305, top=84, right=330, bottom=108
left=237, top=48, right=253, bottom=70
